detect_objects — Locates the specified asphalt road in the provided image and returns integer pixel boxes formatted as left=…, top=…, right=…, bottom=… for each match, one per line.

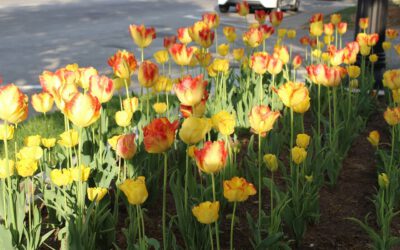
left=0, top=0, right=356, bottom=93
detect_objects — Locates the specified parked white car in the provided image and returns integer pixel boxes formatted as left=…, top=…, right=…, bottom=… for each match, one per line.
left=218, top=0, right=300, bottom=12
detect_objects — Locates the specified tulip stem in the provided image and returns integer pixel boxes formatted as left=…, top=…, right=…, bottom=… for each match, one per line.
left=333, top=87, right=338, bottom=138
left=270, top=172, right=274, bottom=226
left=259, top=74, right=263, bottom=105
left=211, top=173, right=220, bottom=250
left=390, top=126, right=395, bottom=171
left=184, top=146, right=189, bottom=211
left=209, top=224, right=215, bottom=250
left=162, top=153, right=168, bottom=250
left=4, top=120, right=14, bottom=229
left=328, top=88, right=332, bottom=145
left=317, top=83, right=321, bottom=143
left=230, top=202, right=237, bottom=250
left=257, top=133, right=262, bottom=239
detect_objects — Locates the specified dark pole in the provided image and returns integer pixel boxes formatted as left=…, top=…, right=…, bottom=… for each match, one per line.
left=355, top=0, right=389, bottom=86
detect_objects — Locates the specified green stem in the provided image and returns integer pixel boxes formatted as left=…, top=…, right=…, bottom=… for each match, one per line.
left=333, top=87, right=337, bottom=137
left=259, top=74, right=263, bottom=105
left=4, top=120, right=14, bottom=229
left=211, top=173, right=220, bottom=250
left=184, top=146, right=189, bottom=211
left=390, top=126, right=395, bottom=171
left=270, top=173, right=274, bottom=225
left=257, top=133, right=262, bottom=239
left=230, top=202, right=237, bottom=250
left=317, top=84, right=321, bottom=143
left=328, top=88, right=332, bottom=145
left=209, top=224, right=215, bottom=250
left=162, top=153, right=168, bottom=250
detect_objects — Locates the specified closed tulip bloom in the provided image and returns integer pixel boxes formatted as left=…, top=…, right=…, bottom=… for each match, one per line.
left=223, top=177, right=256, bottom=202
left=24, top=135, right=41, bottom=147
left=53, top=83, right=79, bottom=112
left=192, top=201, right=220, bottom=224
left=177, top=27, right=192, bottom=44
left=324, top=23, right=334, bottom=36
left=119, top=176, right=148, bottom=205
left=143, top=118, right=179, bottom=153
left=292, top=55, right=302, bottom=69
left=169, top=43, right=195, bottom=66
left=163, top=35, right=177, bottom=50
left=255, top=9, right=267, bottom=24
left=310, top=20, right=323, bottom=37
left=369, top=54, right=378, bottom=63
left=179, top=117, right=209, bottom=145
left=65, top=93, right=101, bottom=128
left=277, top=28, right=287, bottom=39
left=249, top=105, right=280, bottom=136
left=217, top=43, right=230, bottom=57
left=17, top=146, right=43, bottom=161
left=0, top=159, right=14, bottom=179
left=383, top=70, right=400, bottom=90
left=243, top=28, right=263, bottom=48
left=195, top=50, right=212, bottom=67
left=196, top=27, right=215, bottom=48
left=116, top=133, right=137, bottom=160
left=223, top=26, right=237, bottom=43
left=291, top=146, right=307, bottom=165
left=89, top=75, right=114, bottom=104
left=212, top=58, right=230, bottom=74
left=153, top=102, right=168, bottom=114
left=394, top=44, right=400, bottom=56
left=384, top=107, right=400, bottom=126
left=299, top=36, right=310, bottom=46
left=153, top=76, right=173, bottom=93
left=123, top=97, right=139, bottom=113
left=0, top=124, right=14, bottom=141
left=259, top=24, right=275, bottom=40
left=378, top=173, right=389, bottom=189
left=296, top=134, right=311, bottom=148
left=87, top=187, right=108, bottom=203
left=274, top=46, right=290, bottom=64
left=39, top=70, right=63, bottom=97
left=277, top=82, right=309, bottom=109
left=129, top=24, right=156, bottom=48
left=236, top=1, right=249, bottom=16
left=71, top=165, right=90, bottom=182
left=367, top=130, right=380, bottom=147
left=16, top=159, right=38, bottom=177
left=153, top=50, right=169, bottom=65
left=174, top=75, right=208, bottom=106
left=337, top=22, right=347, bottom=35
left=386, top=29, right=399, bottom=41
left=189, top=21, right=208, bottom=42
left=194, top=141, right=227, bottom=174
left=31, top=92, right=54, bottom=114
left=0, top=84, right=29, bottom=124
left=263, top=154, right=278, bottom=172
left=58, top=129, right=79, bottom=148
left=77, top=67, right=98, bottom=90
left=138, top=60, right=159, bottom=88
left=330, top=14, right=341, bottom=25
left=233, top=48, right=244, bottom=61
left=115, top=110, right=133, bottom=127
left=359, top=17, right=369, bottom=30
left=270, top=10, right=283, bottom=27
left=211, top=110, right=235, bottom=136
left=250, top=52, right=269, bottom=75
left=347, top=65, right=361, bottom=78
left=267, top=57, right=283, bottom=75
left=41, top=138, right=56, bottom=148
left=287, top=29, right=296, bottom=39
left=108, top=50, right=138, bottom=79
left=50, top=168, right=72, bottom=186
left=202, top=12, right=220, bottom=29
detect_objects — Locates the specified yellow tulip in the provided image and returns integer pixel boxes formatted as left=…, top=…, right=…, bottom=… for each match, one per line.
left=382, top=41, right=391, bottom=51
left=287, top=29, right=296, bottom=39
left=347, top=65, right=361, bottom=79
left=384, top=107, right=400, bottom=126
left=367, top=130, right=380, bottom=147
left=138, top=61, right=159, bottom=88
left=115, top=110, right=133, bottom=127
left=31, top=92, right=54, bottom=114
left=330, top=14, right=341, bottom=25
left=0, top=84, right=29, bottom=124
left=188, top=145, right=197, bottom=158
left=277, top=82, right=310, bottom=112
left=123, top=97, right=139, bottom=113
left=119, top=176, right=148, bottom=205
left=305, top=175, right=313, bottom=183
left=41, top=138, right=56, bottom=148
left=194, top=141, right=227, bottom=174
left=70, top=165, right=90, bottom=182
left=16, top=159, right=38, bottom=177
left=50, top=168, right=72, bottom=186
left=296, top=134, right=311, bottom=149
left=249, top=105, right=280, bottom=136
left=291, top=146, right=307, bottom=165
left=65, top=93, right=101, bottom=128
left=87, top=187, right=108, bottom=203
left=153, top=102, right=168, bottom=114
left=17, top=146, right=43, bottom=161
left=233, top=48, right=244, bottom=61
left=192, top=201, right=219, bottom=224
left=0, top=159, right=14, bottom=179
left=217, top=43, right=230, bottom=57
left=212, top=58, right=229, bottom=74
left=179, top=117, right=209, bottom=145
left=153, top=50, right=169, bottom=64
left=0, top=124, right=14, bottom=141
left=211, top=110, right=235, bottom=136
left=378, top=173, right=389, bottom=188
left=277, top=28, right=287, bottom=39
left=129, top=24, right=156, bottom=48
left=369, top=54, right=378, bottom=63
left=24, top=135, right=41, bottom=147
left=360, top=45, right=371, bottom=56
left=393, top=89, right=400, bottom=104
left=153, top=76, right=173, bottom=93
left=58, top=129, right=79, bottom=148
left=223, top=177, right=256, bottom=202
left=263, top=154, right=278, bottom=172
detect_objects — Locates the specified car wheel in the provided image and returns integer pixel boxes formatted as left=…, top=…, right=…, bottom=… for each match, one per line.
left=292, top=0, right=300, bottom=11
left=219, top=4, right=229, bottom=13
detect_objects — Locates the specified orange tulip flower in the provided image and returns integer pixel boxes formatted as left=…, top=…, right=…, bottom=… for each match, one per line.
left=194, top=141, right=227, bottom=174
left=299, top=36, right=310, bottom=46
left=223, top=177, right=257, bottom=202
left=267, top=57, right=283, bottom=76
left=116, top=133, right=137, bottom=160
left=89, top=75, right=115, bottom=103
left=292, top=55, right=302, bottom=69
left=143, top=118, right=179, bottom=153
left=65, top=92, right=101, bottom=128
left=138, top=60, right=159, bottom=88
left=386, top=29, right=399, bottom=41
left=236, top=1, right=249, bottom=16
left=202, top=12, right=220, bottom=29
left=223, top=26, right=237, bottom=43
left=108, top=50, right=138, bottom=79
left=359, top=17, right=369, bottom=30
left=243, top=27, right=263, bottom=48
left=249, top=105, right=280, bottom=136
left=259, top=24, right=275, bottom=40
left=324, top=23, right=334, bottom=36
left=338, top=22, right=348, bottom=35
left=177, top=27, right=192, bottom=44
left=255, top=10, right=267, bottom=24
left=169, top=43, right=195, bottom=66
left=39, top=70, right=63, bottom=98
left=0, top=84, right=29, bottom=124
left=129, top=24, right=156, bottom=48
left=269, top=10, right=283, bottom=27
left=174, top=75, right=208, bottom=106
left=163, top=35, right=177, bottom=50
left=250, top=52, right=269, bottom=75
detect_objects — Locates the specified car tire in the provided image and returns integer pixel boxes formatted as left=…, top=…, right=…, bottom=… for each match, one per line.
left=219, top=4, right=229, bottom=13
left=292, top=0, right=300, bottom=11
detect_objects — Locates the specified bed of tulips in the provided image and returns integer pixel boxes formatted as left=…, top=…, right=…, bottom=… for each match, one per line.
left=0, top=2, right=400, bottom=249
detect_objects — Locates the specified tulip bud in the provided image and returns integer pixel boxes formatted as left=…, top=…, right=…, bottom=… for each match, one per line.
left=115, top=110, right=133, bottom=127
left=0, top=159, right=15, bottom=179
left=116, top=134, right=137, bottom=160
left=153, top=50, right=169, bottom=64
left=24, top=135, right=41, bottom=147
left=291, top=146, right=307, bottom=165
left=359, top=17, right=369, bottom=30
left=153, top=102, right=168, bottom=114
left=378, top=173, right=389, bottom=189
left=367, top=130, right=380, bottom=148
left=296, top=134, right=311, bottom=148
left=138, top=60, right=159, bottom=88
left=87, top=187, right=108, bottom=203
left=0, top=124, right=14, bottom=141
left=263, top=154, right=278, bottom=172
left=217, top=43, right=230, bottom=57
left=119, top=176, right=148, bottom=205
